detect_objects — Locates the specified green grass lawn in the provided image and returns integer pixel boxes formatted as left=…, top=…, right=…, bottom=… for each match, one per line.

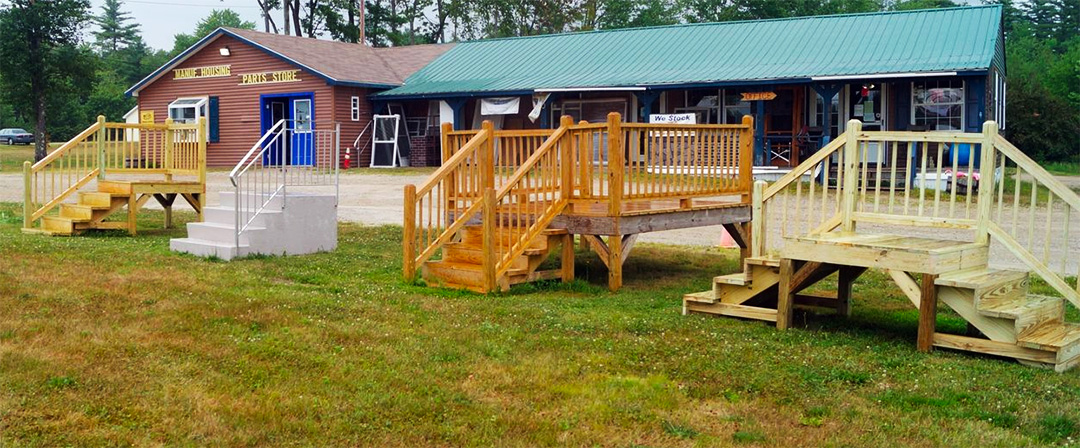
left=0, top=143, right=35, bottom=172
left=2, top=203, right=1080, bottom=447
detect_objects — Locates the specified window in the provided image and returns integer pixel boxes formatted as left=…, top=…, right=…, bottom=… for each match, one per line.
left=811, top=92, right=840, bottom=138
left=293, top=99, right=312, bottom=132
left=721, top=89, right=750, bottom=124
left=168, top=97, right=207, bottom=124
left=911, top=80, right=964, bottom=131
left=350, top=96, right=360, bottom=121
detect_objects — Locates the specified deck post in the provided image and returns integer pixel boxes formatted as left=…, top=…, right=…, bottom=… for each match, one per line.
left=481, top=120, right=495, bottom=191
left=22, top=161, right=32, bottom=229
left=560, top=115, right=575, bottom=202
left=777, top=258, right=795, bottom=330
left=841, top=120, right=862, bottom=232
left=607, top=112, right=623, bottom=217
left=96, top=115, right=106, bottom=179
left=561, top=233, right=575, bottom=283
left=751, top=180, right=766, bottom=258
left=918, top=273, right=938, bottom=352
left=975, top=121, right=997, bottom=245
left=607, top=234, right=622, bottom=291
left=740, top=115, right=755, bottom=200
left=197, top=117, right=207, bottom=221
left=482, top=188, right=497, bottom=293
left=837, top=266, right=865, bottom=317
left=403, top=184, right=417, bottom=282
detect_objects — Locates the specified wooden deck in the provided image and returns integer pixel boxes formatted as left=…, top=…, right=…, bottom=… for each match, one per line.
left=684, top=120, right=1080, bottom=371
left=405, top=114, right=756, bottom=292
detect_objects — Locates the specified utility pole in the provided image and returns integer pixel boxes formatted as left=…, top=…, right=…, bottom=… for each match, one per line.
left=358, top=0, right=365, bottom=45
left=283, top=0, right=291, bottom=35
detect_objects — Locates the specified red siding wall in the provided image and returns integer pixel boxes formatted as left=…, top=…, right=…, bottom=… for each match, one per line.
left=138, top=35, right=337, bottom=167
left=333, top=85, right=374, bottom=168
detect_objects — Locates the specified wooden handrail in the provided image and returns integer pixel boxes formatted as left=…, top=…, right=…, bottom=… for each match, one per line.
left=30, top=119, right=103, bottom=171
left=414, top=129, right=490, bottom=198
left=994, top=135, right=1080, bottom=212
left=763, top=135, right=846, bottom=199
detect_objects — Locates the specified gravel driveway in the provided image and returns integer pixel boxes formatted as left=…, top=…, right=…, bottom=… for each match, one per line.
left=2, top=170, right=1077, bottom=275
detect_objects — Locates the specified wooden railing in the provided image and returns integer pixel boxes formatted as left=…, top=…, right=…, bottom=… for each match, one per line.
left=23, top=116, right=206, bottom=230
left=753, top=119, right=1080, bottom=308
left=403, top=126, right=492, bottom=279
left=404, top=113, right=755, bottom=289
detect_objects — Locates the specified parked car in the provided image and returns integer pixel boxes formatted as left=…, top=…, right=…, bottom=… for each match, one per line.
left=0, top=128, right=34, bottom=145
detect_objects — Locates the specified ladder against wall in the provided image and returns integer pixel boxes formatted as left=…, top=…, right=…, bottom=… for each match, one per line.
left=684, top=120, right=1080, bottom=372
left=23, top=116, right=207, bottom=236
left=404, top=114, right=756, bottom=293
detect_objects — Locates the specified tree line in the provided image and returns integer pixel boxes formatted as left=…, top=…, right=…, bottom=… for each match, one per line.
left=0, top=0, right=1076, bottom=162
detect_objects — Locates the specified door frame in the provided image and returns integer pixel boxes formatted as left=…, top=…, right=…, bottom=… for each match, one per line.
left=259, top=91, right=315, bottom=165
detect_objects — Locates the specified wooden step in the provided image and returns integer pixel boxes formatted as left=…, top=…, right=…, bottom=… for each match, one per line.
left=1017, top=320, right=1080, bottom=364
left=78, top=191, right=121, bottom=208
left=683, top=290, right=716, bottom=304
left=443, top=242, right=537, bottom=270
left=745, top=256, right=780, bottom=268
left=983, top=294, right=1064, bottom=336
left=97, top=180, right=133, bottom=195
left=59, top=204, right=96, bottom=221
left=42, top=216, right=76, bottom=235
left=936, top=268, right=1028, bottom=290
left=422, top=260, right=529, bottom=289
left=713, top=272, right=751, bottom=286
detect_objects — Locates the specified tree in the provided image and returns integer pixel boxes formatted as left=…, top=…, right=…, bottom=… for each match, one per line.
left=94, top=0, right=140, bottom=54
left=171, top=9, right=256, bottom=56
left=0, top=0, right=96, bottom=161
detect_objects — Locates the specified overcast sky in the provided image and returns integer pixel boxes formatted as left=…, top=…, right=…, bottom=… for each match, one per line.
left=88, top=0, right=267, bottom=50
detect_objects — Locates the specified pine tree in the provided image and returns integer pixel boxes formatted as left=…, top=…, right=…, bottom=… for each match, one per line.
left=94, top=0, right=140, bottom=54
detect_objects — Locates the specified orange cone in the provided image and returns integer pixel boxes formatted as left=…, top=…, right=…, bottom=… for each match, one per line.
left=719, top=227, right=738, bottom=248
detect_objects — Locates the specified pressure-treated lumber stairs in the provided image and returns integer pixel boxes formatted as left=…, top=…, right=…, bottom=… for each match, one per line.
left=684, top=239, right=1080, bottom=372
left=36, top=180, right=203, bottom=236
left=421, top=224, right=570, bottom=292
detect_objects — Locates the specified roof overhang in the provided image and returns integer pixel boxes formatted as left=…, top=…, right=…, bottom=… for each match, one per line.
left=126, top=28, right=401, bottom=97
left=810, top=71, right=958, bottom=81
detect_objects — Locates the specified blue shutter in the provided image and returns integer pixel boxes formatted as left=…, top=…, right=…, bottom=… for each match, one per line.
left=208, top=96, right=220, bottom=143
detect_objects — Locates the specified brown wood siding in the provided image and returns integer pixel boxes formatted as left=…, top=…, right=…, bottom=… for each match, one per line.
left=138, top=35, right=335, bottom=167
left=333, top=85, right=375, bottom=168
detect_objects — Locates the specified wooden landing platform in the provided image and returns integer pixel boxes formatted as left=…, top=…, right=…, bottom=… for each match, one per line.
left=29, top=179, right=204, bottom=236
left=552, top=199, right=750, bottom=236
left=782, top=232, right=988, bottom=274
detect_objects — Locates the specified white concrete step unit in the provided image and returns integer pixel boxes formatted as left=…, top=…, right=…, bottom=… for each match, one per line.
left=170, top=192, right=338, bottom=261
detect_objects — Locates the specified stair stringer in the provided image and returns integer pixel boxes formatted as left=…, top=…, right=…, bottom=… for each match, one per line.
left=937, top=286, right=1018, bottom=344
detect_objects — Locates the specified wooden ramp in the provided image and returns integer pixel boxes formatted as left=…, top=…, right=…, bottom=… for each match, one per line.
left=685, top=120, right=1080, bottom=371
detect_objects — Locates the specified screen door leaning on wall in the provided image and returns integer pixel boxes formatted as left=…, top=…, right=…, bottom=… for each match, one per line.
left=371, top=114, right=401, bottom=168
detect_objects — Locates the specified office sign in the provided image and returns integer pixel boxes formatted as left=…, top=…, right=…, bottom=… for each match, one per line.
left=741, top=91, right=777, bottom=101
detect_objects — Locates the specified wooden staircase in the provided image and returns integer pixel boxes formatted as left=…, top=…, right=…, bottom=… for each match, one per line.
left=23, top=116, right=206, bottom=236
left=684, top=120, right=1080, bottom=371
left=421, top=225, right=571, bottom=292
left=41, top=181, right=136, bottom=235
left=685, top=252, right=1080, bottom=371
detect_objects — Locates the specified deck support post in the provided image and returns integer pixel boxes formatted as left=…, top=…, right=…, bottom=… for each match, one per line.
left=918, top=273, right=939, bottom=353
left=403, top=184, right=417, bottom=282
left=607, top=234, right=622, bottom=291
left=561, top=234, right=575, bottom=283
left=837, top=266, right=866, bottom=317
left=777, top=258, right=795, bottom=330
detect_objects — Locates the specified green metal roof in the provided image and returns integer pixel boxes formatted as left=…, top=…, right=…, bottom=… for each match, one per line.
left=377, top=5, right=1004, bottom=98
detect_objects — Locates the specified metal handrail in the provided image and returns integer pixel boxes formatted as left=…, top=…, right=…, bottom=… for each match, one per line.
left=228, top=119, right=340, bottom=249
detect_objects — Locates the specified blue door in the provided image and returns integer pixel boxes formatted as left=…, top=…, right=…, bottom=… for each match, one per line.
left=263, top=99, right=289, bottom=166
left=290, top=98, right=313, bottom=166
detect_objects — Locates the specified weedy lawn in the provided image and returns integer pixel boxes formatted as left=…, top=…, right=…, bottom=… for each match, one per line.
left=0, top=202, right=1078, bottom=447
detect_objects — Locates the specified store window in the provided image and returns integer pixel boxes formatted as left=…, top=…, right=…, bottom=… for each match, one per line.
left=294, top=99, right=312, bottom=132
left=912, top=80, right=964, bottom=130
left=168, top=97, right=207, bottom=124
left=351, top=96, right=361, bottom=121
left=811, top=92, right=840, bottom=138
left=721, top=90, right=750, bottom=124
